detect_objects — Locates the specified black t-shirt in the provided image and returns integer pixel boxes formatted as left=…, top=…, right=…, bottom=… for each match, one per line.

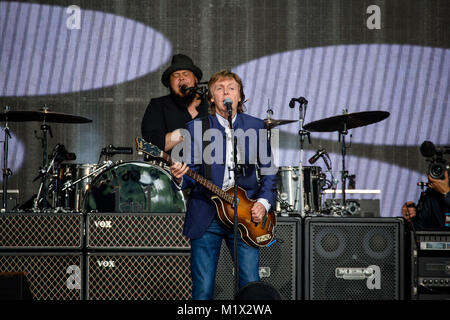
left=413, top=188, right=450, bottom=229
left=141, top=94, right=209, bottom=151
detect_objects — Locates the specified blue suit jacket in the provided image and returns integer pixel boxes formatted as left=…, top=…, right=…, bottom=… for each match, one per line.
left=178, top=113, right=277, bottom=239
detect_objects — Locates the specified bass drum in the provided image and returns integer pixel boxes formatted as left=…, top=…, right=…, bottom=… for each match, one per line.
left=83, top=161, right=186, bottom=213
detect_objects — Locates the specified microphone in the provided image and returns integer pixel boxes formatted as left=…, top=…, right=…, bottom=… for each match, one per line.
left=104, top=145, right=133, bottom=155
left=224, top=98, right=233, bottom=117
left=180, top=85, right=197, bottom=94
left=289, top=97, right=308, bottom=108
left=308, top=148, right=327, bottom=165
left=420, top=141, right=436, bottom=158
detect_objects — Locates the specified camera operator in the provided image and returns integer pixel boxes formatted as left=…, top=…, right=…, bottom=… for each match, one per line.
left=402, top=170, right=450, bottom=229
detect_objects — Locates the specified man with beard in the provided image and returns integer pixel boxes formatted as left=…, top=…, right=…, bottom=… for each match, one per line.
left=141, top=54, right=209, bottom=152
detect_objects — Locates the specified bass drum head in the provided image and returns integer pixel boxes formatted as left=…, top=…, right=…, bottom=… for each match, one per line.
left=83, top=161, right=185, bottom=213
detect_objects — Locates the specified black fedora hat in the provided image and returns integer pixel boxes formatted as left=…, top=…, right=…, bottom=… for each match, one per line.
left=161, top=54, right=203, bottom=87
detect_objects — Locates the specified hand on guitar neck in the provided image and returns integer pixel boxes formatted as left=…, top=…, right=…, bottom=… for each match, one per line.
left=170, top=161, right=189, bottom=185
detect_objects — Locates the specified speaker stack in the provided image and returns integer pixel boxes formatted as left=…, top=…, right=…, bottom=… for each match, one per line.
left=0, top=212, right=411, bottom=300
left=0, top=213, right=84, bottom=300
left=214, top=216, right=302, bottom=300
left=304, top=217, right=404, bottom=300
left=85, top=212, right=191, bottom=300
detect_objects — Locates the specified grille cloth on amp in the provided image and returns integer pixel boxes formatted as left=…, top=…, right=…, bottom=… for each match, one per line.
left=86, top=253, right=191, bottom=300
left=214, top=216, right=301, bottom=300
left=305, top=217, right=404, bottom=300
left=0, top=253, right=83, bottom=300
left=86, top=213, right=189, bottom=250
left=0, top=213, right=83, bottom=249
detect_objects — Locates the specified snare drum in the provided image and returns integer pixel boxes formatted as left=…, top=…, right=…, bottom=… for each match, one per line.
left=276, top=166, right=325, bottom=214
left=83, top=161, right=186, bottom=213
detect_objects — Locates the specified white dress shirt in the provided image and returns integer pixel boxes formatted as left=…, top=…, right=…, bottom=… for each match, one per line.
left=215, top=113, right=271, bottom=213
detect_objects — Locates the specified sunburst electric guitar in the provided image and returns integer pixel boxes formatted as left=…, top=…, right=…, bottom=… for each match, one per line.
left=135, top=137, right=276, bottom=247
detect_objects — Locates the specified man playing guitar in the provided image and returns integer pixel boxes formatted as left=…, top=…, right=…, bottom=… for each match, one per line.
left=170, top=70, right=277, bottom=300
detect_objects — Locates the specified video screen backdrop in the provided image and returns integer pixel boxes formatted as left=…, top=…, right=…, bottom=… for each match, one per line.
left=0, top=0, right=449, bottom=216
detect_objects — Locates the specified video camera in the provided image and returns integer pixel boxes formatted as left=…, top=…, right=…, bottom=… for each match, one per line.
left=420, top=141, right=450, bottom=180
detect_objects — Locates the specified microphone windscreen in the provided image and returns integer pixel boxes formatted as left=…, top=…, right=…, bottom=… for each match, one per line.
left=420, top=141, right=436, bottom=157
left=224, top=98, right=233, bottom=105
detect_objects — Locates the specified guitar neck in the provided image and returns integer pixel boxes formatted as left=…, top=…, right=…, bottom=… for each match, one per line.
left=161, top=150, right=233, bottom=204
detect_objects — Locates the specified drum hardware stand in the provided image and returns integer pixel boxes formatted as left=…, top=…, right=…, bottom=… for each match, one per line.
left=1, top=106, right=12, bottom=213
left=32, top=106, right=53, bottom=210
left=265, top=100, right=274, bottom=141
left=338, top=108, right=351, bottom=215
left=61, top=160, right=113, bottom=210
left=33, top=151, right=57, bottom=212
left=289, top=97, right=310, bottom=217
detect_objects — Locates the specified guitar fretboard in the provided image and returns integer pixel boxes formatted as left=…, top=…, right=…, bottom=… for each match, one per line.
left=160, top=149, right=234, bottom=204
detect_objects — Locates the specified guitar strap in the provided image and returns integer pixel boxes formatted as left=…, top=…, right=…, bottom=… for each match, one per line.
left=200, top=115, right=212, bottom=181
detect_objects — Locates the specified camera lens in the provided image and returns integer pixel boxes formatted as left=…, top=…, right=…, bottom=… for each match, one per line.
left=429, top=163, right=444, bottom=180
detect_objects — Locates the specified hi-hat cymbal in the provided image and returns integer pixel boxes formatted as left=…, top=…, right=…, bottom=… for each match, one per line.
left=303, top=111, right=390, bottom=132
left=0, top=110, right=92, bottom=124
left=264, top=118, right=297, bottom=129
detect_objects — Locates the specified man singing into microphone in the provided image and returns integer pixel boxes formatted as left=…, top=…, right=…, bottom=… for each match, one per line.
left=141, top=54, right=209, bottom=152
left=170, top=70, right=277, bottom=300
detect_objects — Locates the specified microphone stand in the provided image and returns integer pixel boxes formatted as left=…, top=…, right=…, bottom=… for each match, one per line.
left=227, top=110, right=241, bottom=299
left=291, top=97, right=310, bottom=217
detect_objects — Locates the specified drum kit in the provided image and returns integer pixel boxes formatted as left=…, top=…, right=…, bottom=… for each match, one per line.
left=0, top=102, right=389, bottom=216
left=0, top=106, right=186, bottom=214
left=265, top=99, right=390, bottom=218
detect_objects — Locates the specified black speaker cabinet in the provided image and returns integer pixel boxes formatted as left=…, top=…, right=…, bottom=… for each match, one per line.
left=0, top=213, right=83, bottom=250
left=86, top=213, right=189, bottom=250
left=0, top=272, right=33, bottom=300
left=305, top=217, right=404, bottom=300
left=214, top=216, right=302, bottom=300
left=0, top=253, right=83, bottom=300
left=86, top=252, right=191, bottom=300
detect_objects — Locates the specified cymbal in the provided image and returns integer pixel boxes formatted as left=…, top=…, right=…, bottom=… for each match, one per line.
left=0, top=110, right=92, bottom=124
left=303, top=111, right=390, bottom=132
left=264, top=118, right=297, bottom=129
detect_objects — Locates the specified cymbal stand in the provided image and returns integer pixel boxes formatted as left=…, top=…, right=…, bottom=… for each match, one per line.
left=290, top=97, right=310, bottom=217
left=33, top=111, right=53, bottom=210
left=2, top=106, right=12, bottom=213
left=338, top=109, right=349, bottom=215
left=266, top=101, right=274, bottom=141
